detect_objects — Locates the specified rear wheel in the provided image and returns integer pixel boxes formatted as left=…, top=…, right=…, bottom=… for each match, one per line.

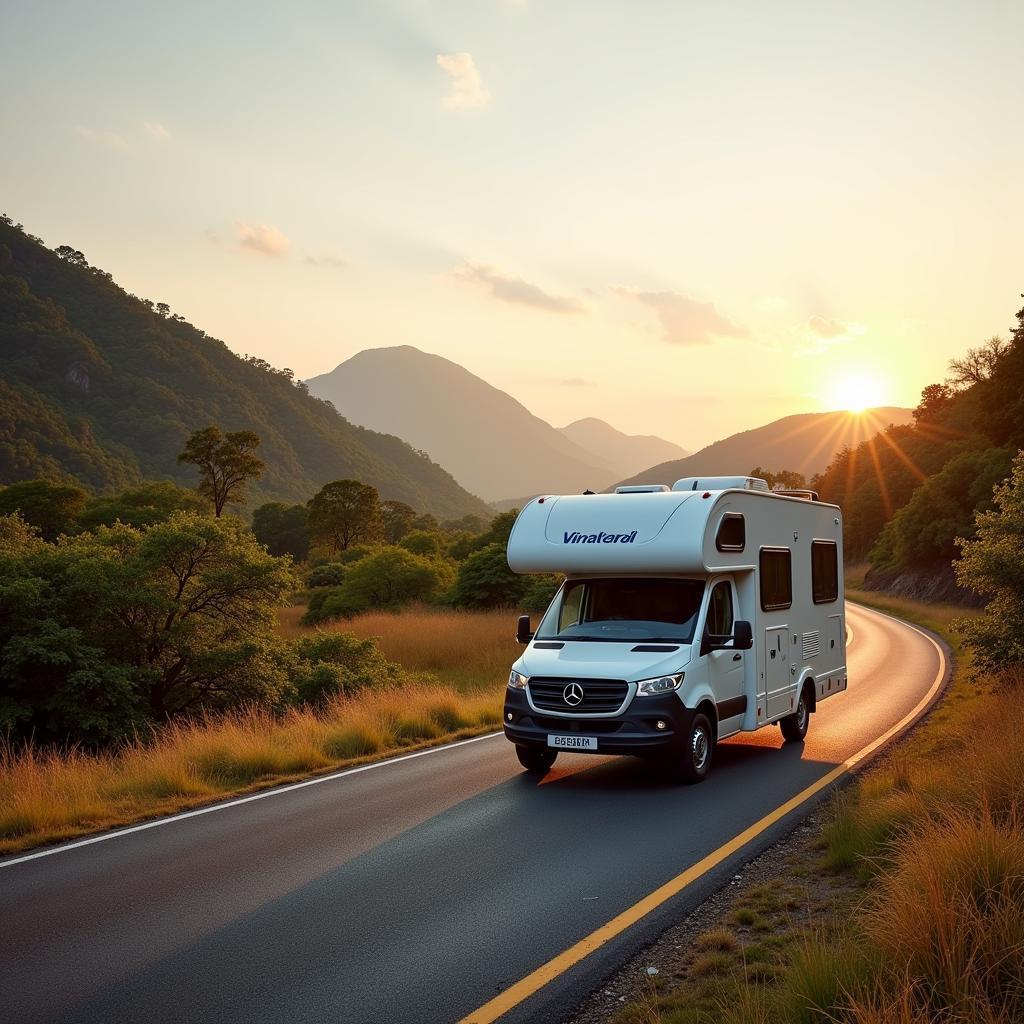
left=666, top=712, right=714, bottom=784
left=780, top=687, right=811, bottom=743
left=516, top=745, right=557, bottom=775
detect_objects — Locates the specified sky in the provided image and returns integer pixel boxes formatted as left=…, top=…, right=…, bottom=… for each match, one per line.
left=1, top=0, right=1021, bottom=451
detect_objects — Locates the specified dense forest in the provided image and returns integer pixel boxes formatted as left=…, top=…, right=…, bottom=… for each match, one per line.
left=0, top=215, right=489, bottom=519
left=811, top=306, right=1024, bottom=598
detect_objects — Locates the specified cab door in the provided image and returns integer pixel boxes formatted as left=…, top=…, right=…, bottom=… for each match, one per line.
left=704, top=579, right=745, bottom=731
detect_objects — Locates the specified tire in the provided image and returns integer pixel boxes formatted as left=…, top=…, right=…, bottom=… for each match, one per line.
left=780, top=686, right=811, bottom=743
left=516, top=744, right=557, bottom=775
left=666, top=712, right=714, bottom=784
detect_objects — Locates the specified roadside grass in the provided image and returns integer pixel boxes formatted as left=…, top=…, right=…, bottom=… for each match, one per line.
left=0, top=682, right=503, bottom=855
left=277, top=605, right=520, bottom=692
left=612, top=593, right=1024, bottom=1024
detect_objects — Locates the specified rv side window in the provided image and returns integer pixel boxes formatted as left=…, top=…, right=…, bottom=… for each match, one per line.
left=715, top=513, right=745, bottom=552
left=558, top=582, right=585, bottom=630
left=759, top=548, right=792, bottom=611
left=811, top=540, right=839, bottom=603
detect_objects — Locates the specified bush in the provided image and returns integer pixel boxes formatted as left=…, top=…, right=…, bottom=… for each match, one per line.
left=450, top=543, right=529, bottom=609
left=955, top=450, right=1024, bottom=669
left=399, top=530, right=444, bottom=558
left=305, top=547, right=450, bottom=621
left=307, top=563, right=347, bottom=588
left=290, top=632, right=403, bottom=703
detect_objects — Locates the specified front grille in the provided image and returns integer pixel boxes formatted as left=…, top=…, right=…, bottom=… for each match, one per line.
left=528, top=677, right=629, bottom=714
left=801, top=631, right=822, bottom=659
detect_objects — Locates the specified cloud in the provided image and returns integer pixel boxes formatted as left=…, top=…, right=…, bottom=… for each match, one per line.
left=454, top=263, right=584, bottom=314
left=237, top=222, right=290, bottom=257
left=304, top=255, right=348, bottom=269
left=625, top=289, right=748, bottom=345
left=801, top=315, right=866, bottom=353
left=143, top=120, right=170, bottom=140
left=74, top=125, right=130, bottom=151
left=436, top=53, right=491, bottom=109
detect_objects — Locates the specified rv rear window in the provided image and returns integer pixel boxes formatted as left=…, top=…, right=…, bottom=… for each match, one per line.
left=715, top=513, right=745, bottom=552
left=759, top=548, right=792, bottom=611
left=812, top=540, right=839, bottom=603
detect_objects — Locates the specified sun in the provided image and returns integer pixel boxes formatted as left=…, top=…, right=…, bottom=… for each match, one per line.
left=825, top=369, right=888, bottom=414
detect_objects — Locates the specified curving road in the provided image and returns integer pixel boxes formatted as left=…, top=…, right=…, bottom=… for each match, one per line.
left=0, top=603, right=946, bottom=1024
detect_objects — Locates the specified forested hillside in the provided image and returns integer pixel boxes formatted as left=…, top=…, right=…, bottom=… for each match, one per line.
left=0, top=216, right=489, bottom=519
left=812, top=311, right=1024, bottom=595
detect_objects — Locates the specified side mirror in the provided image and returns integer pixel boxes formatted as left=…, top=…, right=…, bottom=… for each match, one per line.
left=516, top=615, right=534, bottom=644
left=733, top=620, right=753, bottom=650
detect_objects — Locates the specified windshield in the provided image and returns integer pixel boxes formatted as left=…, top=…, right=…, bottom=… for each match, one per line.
left=536, top=578, right=705, bottom=643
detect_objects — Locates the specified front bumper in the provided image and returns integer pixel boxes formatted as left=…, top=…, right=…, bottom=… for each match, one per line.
left=503, top=687, right=696, bottom=757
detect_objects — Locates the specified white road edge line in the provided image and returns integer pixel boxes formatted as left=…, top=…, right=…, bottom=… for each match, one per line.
left=0, top=731, right=504, bottom=869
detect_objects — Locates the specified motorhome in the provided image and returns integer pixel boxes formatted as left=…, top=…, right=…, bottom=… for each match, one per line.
left=503, top=477, right=847, bottom=782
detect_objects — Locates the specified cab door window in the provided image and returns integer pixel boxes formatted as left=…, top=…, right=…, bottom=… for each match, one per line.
left=707, top=581, right=734, bottom=640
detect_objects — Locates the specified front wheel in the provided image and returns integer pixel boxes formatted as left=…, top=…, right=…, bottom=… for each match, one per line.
left=516, top=745, right=557, bottom=775
left=780, top=688, right=811, bottom=743
left=665, top=712, right=714, bottom=784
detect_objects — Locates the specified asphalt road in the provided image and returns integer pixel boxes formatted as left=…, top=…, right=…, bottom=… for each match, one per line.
left=0, top=602, right=946, bottom=1024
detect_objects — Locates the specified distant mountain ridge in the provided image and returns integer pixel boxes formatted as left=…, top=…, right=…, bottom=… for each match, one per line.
left=558, top=418, right=688, bottom=478
left=307, top=347, right=629, bottom=500
left=0, top=218, right=489, bottom=519
left=615, top=407, right=915, bottom=490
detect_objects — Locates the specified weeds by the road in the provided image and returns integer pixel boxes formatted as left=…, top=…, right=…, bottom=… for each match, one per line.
left=277, top=605, right=520, bottom=692
left=0, top=682, right=503, bottom=855
left=609, top=596, right=1024, bottom=1024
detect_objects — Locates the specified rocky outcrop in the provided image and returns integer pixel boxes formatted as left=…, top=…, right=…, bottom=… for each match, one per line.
left=861, top=563, right=986, bottom=607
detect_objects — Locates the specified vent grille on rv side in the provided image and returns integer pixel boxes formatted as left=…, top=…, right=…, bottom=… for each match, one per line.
left=801, top=631, right=822, bottom=659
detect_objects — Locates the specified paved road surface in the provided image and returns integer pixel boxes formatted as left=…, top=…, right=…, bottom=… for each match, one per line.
left=0, top=603, right=946, bottom=1024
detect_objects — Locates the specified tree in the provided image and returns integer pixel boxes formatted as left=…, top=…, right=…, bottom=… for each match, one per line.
left=399, top=530, right=444, bottom=558
left=0, top=479, right=87, bottom=540
left=381, top=500, right=416, bottom=543
left=313, top=547, right=448, bottom=619
left=450, top=543, right=529, bottom=609
left=0, top=512, right=299, bottom=742
left=954, top=452, right=1024, bottom=669
left=749, top=467, right=807, bottom=491
left=290, top=633, right=403, bottom=703
left=178, top=426, right=264, bottom=516
left=306, top=479, right=382, bottom=554
left=77, top=480, right=207, bottom=531
left=947, top=336, right=1010, bottom=389
left=913, top=383, right=954, bottom=424
left=251, top=502, right=310, bottom=560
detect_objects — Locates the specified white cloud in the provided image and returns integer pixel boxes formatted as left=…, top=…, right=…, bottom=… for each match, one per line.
left=304, top=255, right=348, bottom=269
left=436, top=53, right=491, bottom=109
left=454, top=263, right=584, bottom=314
left=625, top=289, right=748, bottom=345
left=237, top=222, right=291, bottom=257
left=74, top=125, right=130, bottom=151
left=143, top=120, right=170, bottom=140
left=800, top=315, right=866, bottom=353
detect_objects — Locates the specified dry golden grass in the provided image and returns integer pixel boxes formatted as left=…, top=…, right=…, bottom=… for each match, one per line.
left=0, top=683, right=502, bottom=855
left=277, top=605, right=522, bottom=692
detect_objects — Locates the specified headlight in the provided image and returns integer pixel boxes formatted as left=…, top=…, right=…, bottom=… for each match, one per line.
left=508, top=669, right=529, bottom=690
left=636, top=673, right=684, bottom=697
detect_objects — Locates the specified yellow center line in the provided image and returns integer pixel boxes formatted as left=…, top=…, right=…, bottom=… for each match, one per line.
left=459, top=605, right=945, bottom=1024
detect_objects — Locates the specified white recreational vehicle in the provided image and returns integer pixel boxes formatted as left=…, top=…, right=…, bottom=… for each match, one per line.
left=503, top=477, right=847, bottom=782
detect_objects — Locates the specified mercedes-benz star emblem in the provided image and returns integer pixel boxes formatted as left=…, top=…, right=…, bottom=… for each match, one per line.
left=563, top=682, right=584, bottom=706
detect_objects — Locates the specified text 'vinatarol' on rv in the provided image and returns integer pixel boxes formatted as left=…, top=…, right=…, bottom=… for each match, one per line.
left=503, top=477, right=847, bottom=782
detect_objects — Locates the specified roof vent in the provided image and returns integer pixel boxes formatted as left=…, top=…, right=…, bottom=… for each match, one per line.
left=772, top=487, right=819, bottom=501
left=671, top=476, right=769, bottom=492
left=614, top=484, right=670, bottom=494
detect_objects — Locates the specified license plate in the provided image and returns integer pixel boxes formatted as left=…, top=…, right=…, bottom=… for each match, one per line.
left=547, top=734, right=597, bottom=751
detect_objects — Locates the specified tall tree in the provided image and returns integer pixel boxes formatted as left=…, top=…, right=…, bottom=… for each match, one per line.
left=252, top=502, right=310, bottom=560
left=0, top=479, right=88, bottom=540
left=306, top=479, right=383, bottom=554
left=178, top=426, right=264, bottom=516
left=381, top=499, right=416, bottom=543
